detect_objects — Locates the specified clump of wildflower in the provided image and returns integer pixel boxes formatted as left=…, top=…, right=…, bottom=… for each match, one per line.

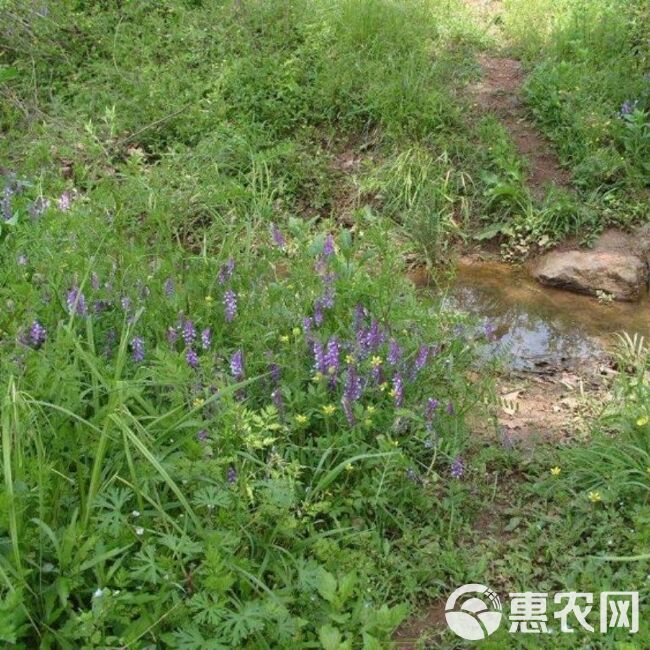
left=164, top=278, right=175, bottom=298
left=342, top=398, right=355, bottom=425
left=550, top=466, right=561, bottom=476
left=322, top=404, right=336, bottom=416
left=450, top=456, right=464, bottom=479
left=197, top=429, right=209, bottom=442
left=120, top=296, right=131, bottom=312
left=227, top=466, right=237, bottom=484
left=66, top=286, right=87, bottom=317
left=295, top=414, right=308, bottom=425
left=303, top=316, right=314, bottom=342
left=182, top=319, right=196, bottom=346
left=186, top=348, right=199, bottom=369
left=636, top=415, right=649, bottom=427
left=313, top=299, right=324, bottom=326
left=620, top=99, right=638, bottom=117
left=413, top=345, right=430, bottom=374
left=218, top=258, right=235, bottom=284
left=131, top=337, right=145, bottom=363
left=166, top=326, right=178, bottom=347
left=201, top=328, right=212, bottom=350
left=223, top=289, right=237, bottom=322
left=230, top=349, right=244, bottom=380
left=28, top=320, right=47, bottom=348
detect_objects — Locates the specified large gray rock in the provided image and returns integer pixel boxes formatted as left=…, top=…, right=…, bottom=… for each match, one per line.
left=532, top=249, right=648, bottom=301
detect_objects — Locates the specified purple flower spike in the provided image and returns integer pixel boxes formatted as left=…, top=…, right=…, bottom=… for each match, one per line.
left=186, top=347, right=199, bottom=369
left=323, top=233, right=335, bottom=257
left=313, top=299, right=324, bottom=326
left=269, top=362, right=281, bottom=384
left=272, top=387, right=284, bottom=411
left=201, top=328, right=212, bottom=350
left=366, top=320, right=384, bottom=352
left=66, top=287, right=87, bottom=317
left=387, top=339, right=402, bottom=366
left=342, top=398, right=355, bottom=426
left=325, top=337, right=340, bottom=383
left=271, top=223, right=285, bottom=249
left=164, top=278, right=175, bottom=298
left=182, top=319, right=196, bottom=346
left=313, top=340, right=327, bottom=375
left=167, top=326, right=178, bottom=347
left=446, top=401, right=455, bottom=415
left=303, top=316, right=314, bottom=342
left=223, top=289, right=237, bottom=323
left=414, top=345, right=429, bottom=373
left=29, top=320, right=47, bottom=348
left=392, top=373, right=404, bottom=407
left=227, top=466, right=237, bottom=484
left=230, top=349, right=244, bottom=380
left=425, top=398, right=439, bottom=420
left=131, top=337, right=145, bottom=363
left=218, top=258, right=235, bottom=284
left=197, top=429, right=209, bottom=442
left=344, top=364, right=362, bottom=403
left=120, top=296, right=131, bottom=312
left=451, top=456, right=464, bottom=479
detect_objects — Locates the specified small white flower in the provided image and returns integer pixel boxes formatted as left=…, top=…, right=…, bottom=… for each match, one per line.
left=131, top=510, right=141, bottom=518
left=135, top=526, right=144, bottom=536
left=93, top=588, right=103, bottom=598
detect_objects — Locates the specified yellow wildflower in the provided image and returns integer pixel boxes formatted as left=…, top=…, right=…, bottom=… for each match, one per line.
left=295, top=414, right=308, bottom=425
left=279, top=335, right=290, bottom=343
left=204, top=295, right=213, bottom=304
left=366, top=405, right=376, bottom=414
left=322, top=404, right=336, bottom=416
left=550, top=467, right=561, bottom=476
left=312, top=372, right=324, bottom=382
left=192, top=397, right=205, bottom=408
left=636, top=415, right=649, bottom=427
left=345, top=463, right=354, bottom=472
left=588, top=491, right=602, bottom=503
left=379, top=382, right=389, bottom=392
left=345, top=354, right=355, bottom=364
left=370, top=356, right=383, bottom=368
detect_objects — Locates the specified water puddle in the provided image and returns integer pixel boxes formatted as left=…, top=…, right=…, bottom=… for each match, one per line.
left=436, top=261, right=650, bottom=371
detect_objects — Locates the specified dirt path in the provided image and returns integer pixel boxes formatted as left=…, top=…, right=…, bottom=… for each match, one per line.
left=472, top=55, right=571, bottom=199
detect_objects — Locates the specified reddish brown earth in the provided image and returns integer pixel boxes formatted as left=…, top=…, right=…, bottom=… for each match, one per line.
left=472, top=54, right=572, bottom=199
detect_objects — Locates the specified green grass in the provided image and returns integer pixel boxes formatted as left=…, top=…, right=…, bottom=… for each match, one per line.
left=1, top=0, right=649, bottom=646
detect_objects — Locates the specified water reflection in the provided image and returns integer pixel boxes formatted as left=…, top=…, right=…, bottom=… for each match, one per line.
left=439, top=261, right=650, bottom=371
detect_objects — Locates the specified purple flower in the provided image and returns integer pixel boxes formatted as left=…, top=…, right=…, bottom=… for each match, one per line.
left=313, top=340, right=327, bottom=375
left=91, top=272, right=100, bottom=290
left=29, top=196, right=49, bottom=220
left=620, top=99, right=638, bottom=117
left=182, top=319, right=196, bottom=346
left=17, top=254, right=28, bottom=266
left=197, top=429, right=209, bottom=442
left=446, top=401, right=455, bottom=415
left=271, top=223, right=285, bottom=249
left=323, top=233, right=335, bottom=257
left=450, top=456, right=464, bottom=479
left=186, top=347, right=199, bottom=369
left=57, top=191, right=72, bottom=212
left=414, top=345, right=429, bottom=373
left=218, top=258, right=235, bottom=284
left=167, top=326, right=178, bottom=347
left=366, top=320, right=384, bottom=352
left=164, top=278, right=175, bottom=298
left=1, top=187, right=12, bottom=221
left=29, top=320, right=47, bottom=348
left=341, top=398, right=355, bottom=426
left=406, top=468, right=419, bottom=483
left=66, top=287, right=87, bottom=317
left=272, top=387, right=284, bottom=411
left=325, top=337, right=340, bottom=382
left=483, top=321, right=496, bottom=342
left=343, top=364, right=362, bottom=403
left=321, top=273, right=336, bottom=309
left=269, top=362, right=281, bottom=384
left=392, top=373, right=404, bottom=407
left=131, top=337, right=145, bottom=363
left=425, top=398, right=439, bottom=420
left=303, top=317, right=314, bottom=341
left=387, top=339, right=402, bottom=366
left=201, top=328, right=212, bottom=350
left=230, top=349, right=244, bottom=380
left=223, top=289, right=237, bottom=323
left=120, top=296, right=131, bottom=312
left=313, top=299, right=324, bottom=326
left=227, top=466, right=237, bottom=484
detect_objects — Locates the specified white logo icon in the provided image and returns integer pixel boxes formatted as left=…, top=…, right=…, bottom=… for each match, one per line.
left=445, top=584, right=502, bottom=640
